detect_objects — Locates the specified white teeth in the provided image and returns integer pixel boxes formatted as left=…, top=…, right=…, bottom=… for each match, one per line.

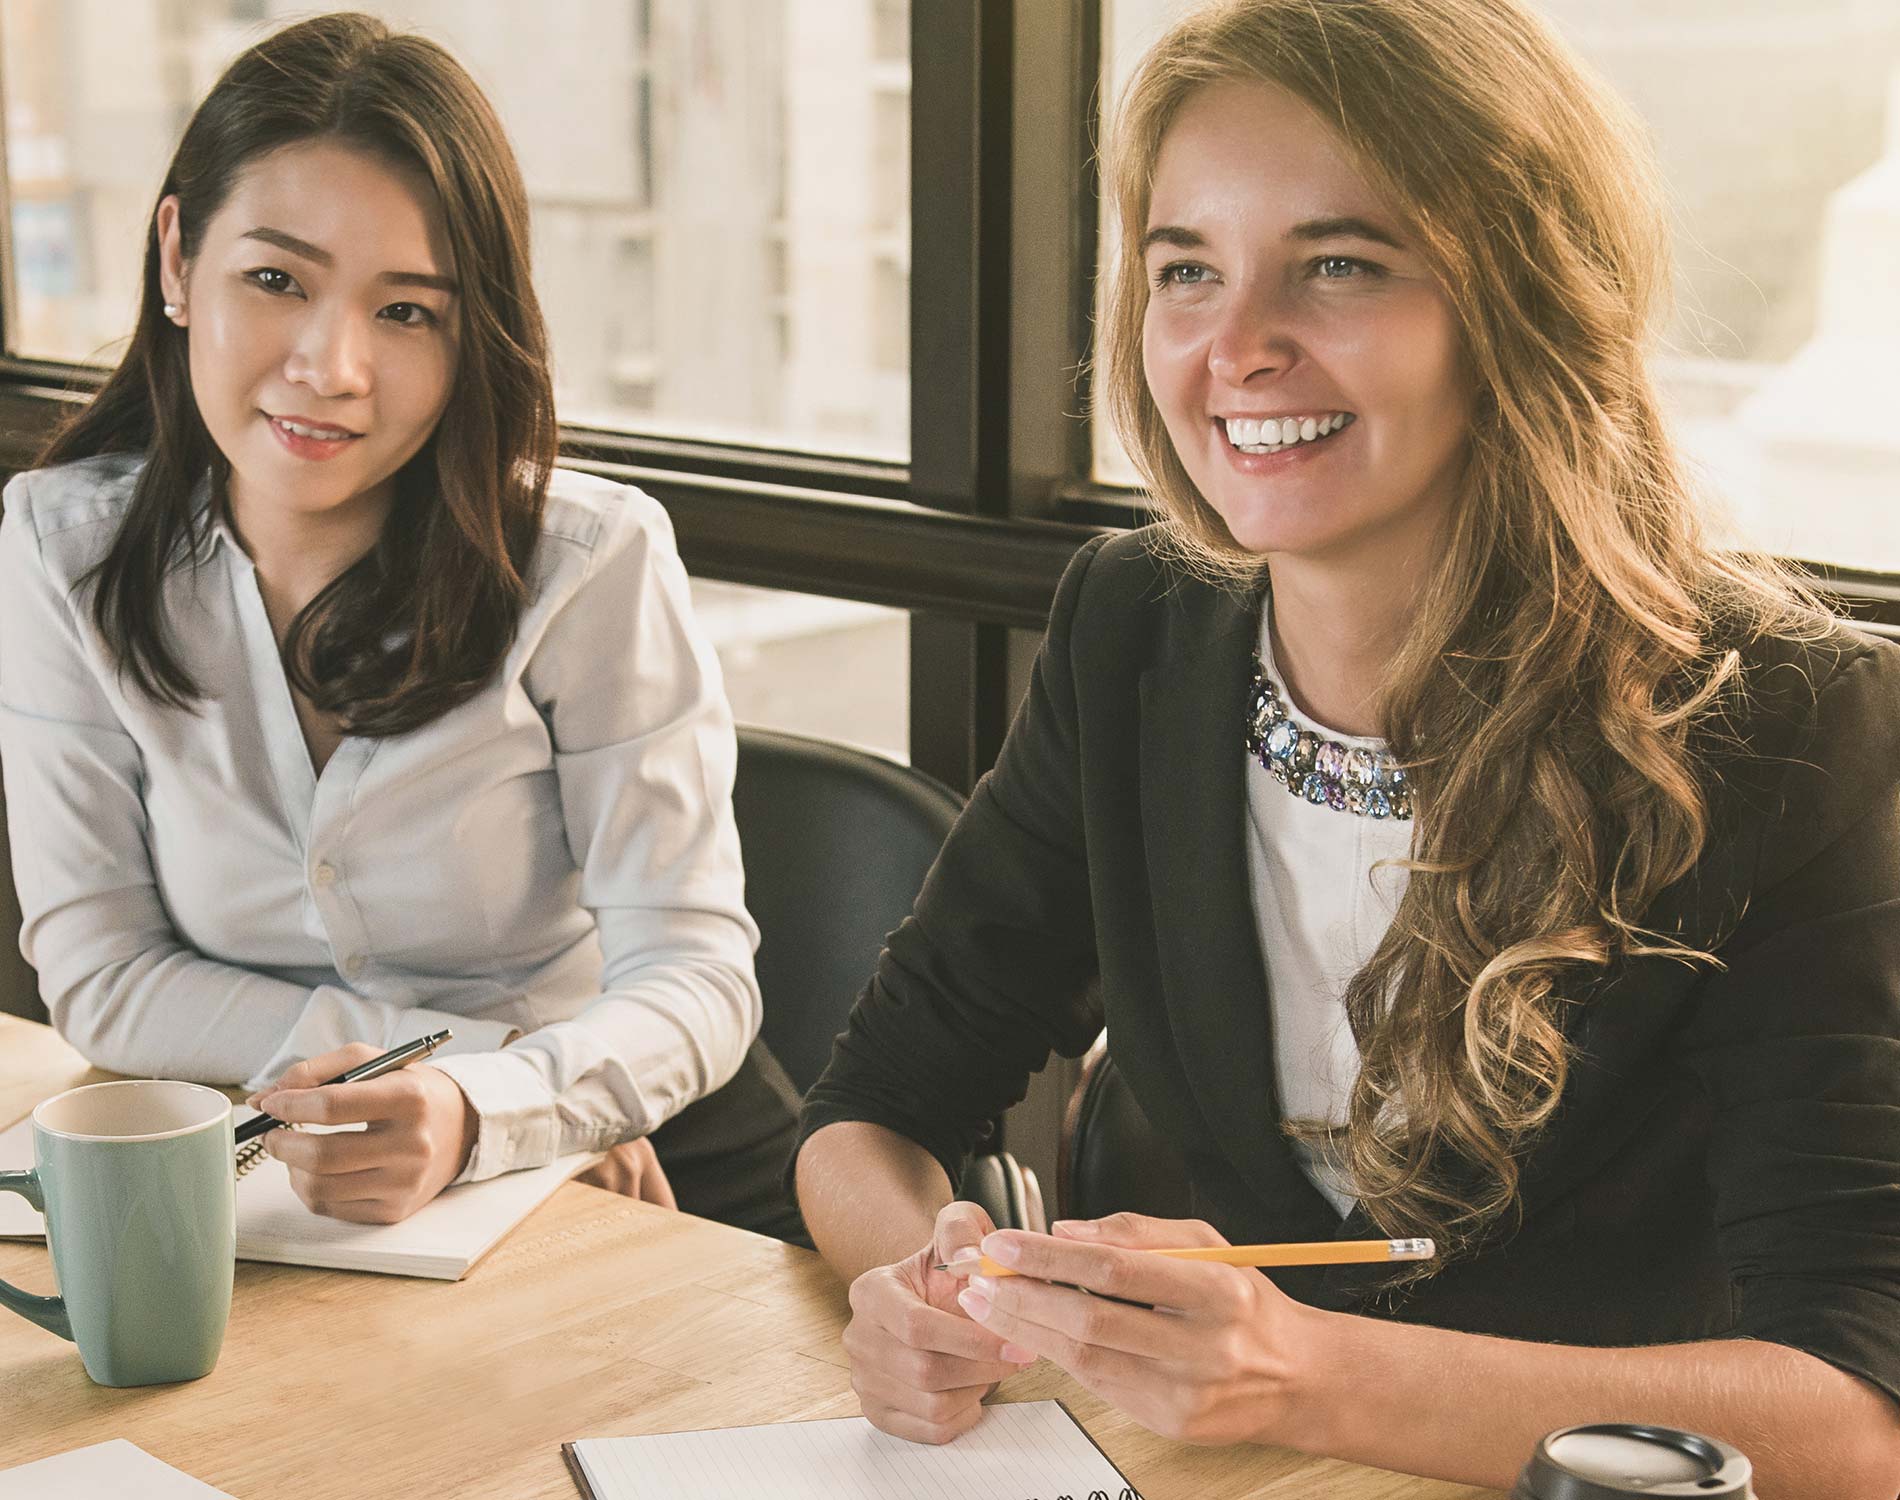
left=277, top=418, right=353, bottom=439
left=1222, top=412, right=1352, bottom=453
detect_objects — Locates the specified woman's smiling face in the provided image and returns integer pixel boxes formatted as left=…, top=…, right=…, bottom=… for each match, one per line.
left=159, top=137, right=460, bottom=530
left=1141, top=80, right=1472, bottom=565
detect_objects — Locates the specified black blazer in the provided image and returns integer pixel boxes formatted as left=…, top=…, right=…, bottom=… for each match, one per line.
left=799, top=529, right=1900, bottom=1406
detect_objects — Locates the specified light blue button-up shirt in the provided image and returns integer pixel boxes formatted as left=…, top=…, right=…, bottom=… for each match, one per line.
left=0, top=454, right=761, bottom=1182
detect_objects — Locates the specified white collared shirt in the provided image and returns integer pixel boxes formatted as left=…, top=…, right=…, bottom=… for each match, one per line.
left=1245, top=618, right=1412, bottom=1217
left=0, top=454, right=761, bottom=1182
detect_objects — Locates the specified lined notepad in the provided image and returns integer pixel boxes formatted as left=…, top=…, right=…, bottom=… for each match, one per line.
left=0, top=1440, right=237, bottom=1499
left=0, top=1111, right=595, bottom=1280
left=562, top=1401, right=1140, bottom=1500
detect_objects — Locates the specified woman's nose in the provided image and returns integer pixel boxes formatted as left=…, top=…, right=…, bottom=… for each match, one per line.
left=1206, top=282, right=1298, bottom=388
left=284, top=308, right=372, bottom=399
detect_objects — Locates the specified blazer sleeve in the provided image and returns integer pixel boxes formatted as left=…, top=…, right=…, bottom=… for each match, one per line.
left=1686, top=637, right=1900, bottom=1404
left=793, top=535, right=1113, bottom=1192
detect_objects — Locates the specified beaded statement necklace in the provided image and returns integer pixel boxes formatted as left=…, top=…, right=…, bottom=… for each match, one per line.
left=1245, top=653, right=1413, bottom=821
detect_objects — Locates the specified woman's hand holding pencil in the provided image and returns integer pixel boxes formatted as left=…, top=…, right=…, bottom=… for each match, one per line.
left=945, top=1212, right=1428, bottom=1450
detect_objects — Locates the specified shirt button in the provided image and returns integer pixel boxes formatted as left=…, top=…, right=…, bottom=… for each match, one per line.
left=341, top=955, right=366, bottom=980
left=312, top=863, right=336, bottom=889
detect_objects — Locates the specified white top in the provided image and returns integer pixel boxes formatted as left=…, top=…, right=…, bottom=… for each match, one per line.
left=0, top=454, right=761, bottom=1184
left=1244, top=617, right=1411, bottom=1217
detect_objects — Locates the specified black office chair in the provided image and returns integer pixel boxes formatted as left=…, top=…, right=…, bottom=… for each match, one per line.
left=1058, top=1038, right=1193, bottom=1223
left=732, top=726, right=1042, bottom=1231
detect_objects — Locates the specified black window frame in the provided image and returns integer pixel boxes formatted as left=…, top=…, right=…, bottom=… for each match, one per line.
left=0, top=0, right=1891, bottom=800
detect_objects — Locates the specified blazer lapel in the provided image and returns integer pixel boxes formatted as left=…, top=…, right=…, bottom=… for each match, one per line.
left=1137, top=589, right=1337, bottom=1244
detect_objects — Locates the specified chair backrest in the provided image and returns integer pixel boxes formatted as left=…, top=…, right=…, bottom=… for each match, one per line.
left=732, top=726, right=964, bottom=1098
left=0, top=752, right=46, bottom=1022
left=1058, top=1041, right=1194, bottom=1223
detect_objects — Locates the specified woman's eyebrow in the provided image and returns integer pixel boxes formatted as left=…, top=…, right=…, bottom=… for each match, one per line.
left=237, top=226, right=457, bottom=294
left=1286, top=215, right=1405, bottom=249
left=1142, top=217, right=1407, bottom=254
left=1141, top=224, right=1205, bottom=254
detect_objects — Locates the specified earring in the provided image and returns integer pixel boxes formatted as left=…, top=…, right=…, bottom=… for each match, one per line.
left=162, top=302, right=184, bottom=321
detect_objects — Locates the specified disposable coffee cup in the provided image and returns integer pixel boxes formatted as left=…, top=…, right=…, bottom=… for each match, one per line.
left=1513, top=1424, right=1753, bottom=1498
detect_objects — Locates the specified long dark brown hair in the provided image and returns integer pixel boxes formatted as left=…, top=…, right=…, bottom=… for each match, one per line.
left=40, top=12, right=557, bottom=736
left=1101, top=0, right=1826, bottom=1271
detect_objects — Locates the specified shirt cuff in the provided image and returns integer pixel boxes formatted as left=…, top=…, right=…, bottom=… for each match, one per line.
left=428, top=1047, right=563, bottom=1184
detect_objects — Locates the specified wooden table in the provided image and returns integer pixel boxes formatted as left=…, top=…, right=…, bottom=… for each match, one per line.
left=0, top=1017, right=1495, bottom=1499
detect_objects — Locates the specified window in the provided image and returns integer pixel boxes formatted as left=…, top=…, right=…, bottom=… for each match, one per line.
left=1096, top=0, right=1900, bottom=572
left=0, top=0, right=911, bottom=461
left=0, top=0, right=922, bottom=762
left=691, top=582, right=908, bottom=761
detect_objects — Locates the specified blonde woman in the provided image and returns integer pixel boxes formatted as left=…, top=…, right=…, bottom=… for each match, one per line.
left=790, top=1, right=1900, bottom=1493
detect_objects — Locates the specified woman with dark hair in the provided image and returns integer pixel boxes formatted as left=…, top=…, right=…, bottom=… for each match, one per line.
left=0, top=12, right=803, bottom=1240
left=791, top=0, right=1900, bottom=1492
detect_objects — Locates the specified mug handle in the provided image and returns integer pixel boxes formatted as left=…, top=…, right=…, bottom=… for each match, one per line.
left=0, top=1170, right=73, bottom=1341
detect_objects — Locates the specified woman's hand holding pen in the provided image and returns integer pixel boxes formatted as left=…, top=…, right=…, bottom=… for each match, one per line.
left=842, top=1199, right=1038, bottom=1445
left=949, top=1212, right=1320, bottom=1449
left=247, top=1042, right=478, bottom=1225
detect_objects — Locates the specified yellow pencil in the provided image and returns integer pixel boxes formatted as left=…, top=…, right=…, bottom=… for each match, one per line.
left=940, top=1235, right=1435, bottom=1280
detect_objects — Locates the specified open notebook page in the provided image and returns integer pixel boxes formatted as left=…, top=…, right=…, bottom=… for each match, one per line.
left=564, top=1401, right=1140, bottom=1500
left=0, top=1111, right=596, bottom=1279
left=0, top=1440, right=237, bottom=1499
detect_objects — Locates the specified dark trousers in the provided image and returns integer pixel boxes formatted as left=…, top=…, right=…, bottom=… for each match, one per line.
left=648, top=1038, right=810, bottom=1247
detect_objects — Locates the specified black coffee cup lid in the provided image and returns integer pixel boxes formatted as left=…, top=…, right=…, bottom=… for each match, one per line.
left=1513, top=1423, right=1753, bottom=1499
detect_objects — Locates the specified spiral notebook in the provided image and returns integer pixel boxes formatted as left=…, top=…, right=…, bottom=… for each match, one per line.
left=561, top=1401, right=1140, bottom=1500
left=0, top=1109, right=597, bottom=1280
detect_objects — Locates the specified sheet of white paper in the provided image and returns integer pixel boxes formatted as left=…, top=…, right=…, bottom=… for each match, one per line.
left=569, top=1401, right=1139, bottom=1500
left=0, top=1110, right=593, bottom=1279
left=0, top=1439, right=236, bottom=1499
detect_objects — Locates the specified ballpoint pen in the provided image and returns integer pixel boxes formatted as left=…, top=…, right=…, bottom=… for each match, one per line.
left=233, top=1028, right=454, bottom=1146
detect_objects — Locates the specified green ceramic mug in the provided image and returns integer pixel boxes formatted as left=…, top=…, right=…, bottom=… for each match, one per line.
left=0, top=1079, right=236, bottom=1386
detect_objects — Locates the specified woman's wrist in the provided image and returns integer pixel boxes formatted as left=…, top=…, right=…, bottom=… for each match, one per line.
left=1260, top=1298, right=1357, bottom=1453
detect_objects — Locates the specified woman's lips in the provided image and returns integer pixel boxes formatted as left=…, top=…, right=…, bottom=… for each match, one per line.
left=265, top=413, right=363, bottom=462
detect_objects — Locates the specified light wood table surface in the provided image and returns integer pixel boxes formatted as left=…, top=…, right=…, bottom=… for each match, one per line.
left=0, top=1015, right=1498, bottom=1499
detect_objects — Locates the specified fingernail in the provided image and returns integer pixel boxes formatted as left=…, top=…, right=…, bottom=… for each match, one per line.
left=957, top=1287, right=992, bottom=1321
left=969, top=1274, right=996, bottom=1298
left=1001, top=1343, right=1035, bottom=1365
left=978, top=1233, right=1019, bottom=1265
left=1053, top=1218, right=1095, bottom=1237
left=943, top=1249, right=982, bottom=1270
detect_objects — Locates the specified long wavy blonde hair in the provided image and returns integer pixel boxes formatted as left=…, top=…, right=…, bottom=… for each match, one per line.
left=1101, top=0, right=1825, bottom=1271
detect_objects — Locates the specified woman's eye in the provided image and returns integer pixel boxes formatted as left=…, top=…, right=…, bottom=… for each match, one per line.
left=244, top=267, right=298, bottom=295
left=1152, top=261, right=1213, bottom=291
left=1314, top=255, right=1379, bottom=281
left=380, top=302, right=437, bottom=328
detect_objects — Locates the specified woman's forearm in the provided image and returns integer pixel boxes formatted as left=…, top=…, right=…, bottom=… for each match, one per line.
left=795, top=1120, right=956, bottom=1284
left=1291, top=1307, right=1900, bottom=1499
